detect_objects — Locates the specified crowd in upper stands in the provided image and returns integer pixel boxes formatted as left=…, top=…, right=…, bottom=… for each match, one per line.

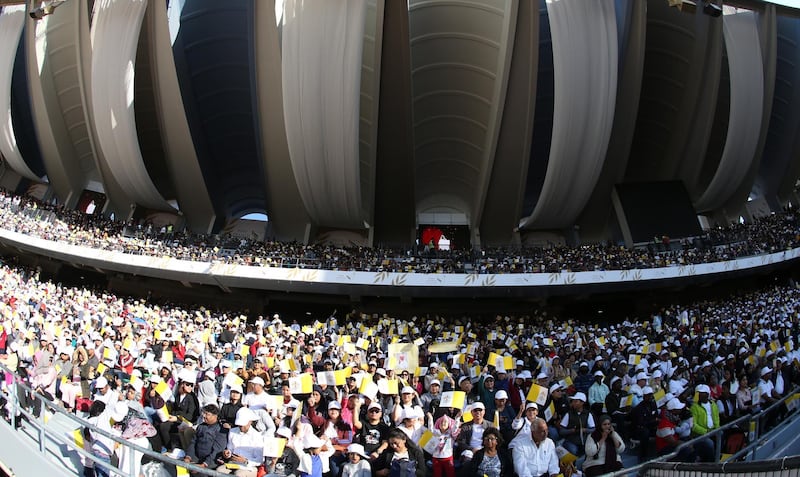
left=0, top=249, right=799, bottom=476
left=1, top=189, right=800, bottom=275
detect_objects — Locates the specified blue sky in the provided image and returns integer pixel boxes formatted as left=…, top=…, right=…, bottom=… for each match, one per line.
left=768, top=0, right=800, bottom=7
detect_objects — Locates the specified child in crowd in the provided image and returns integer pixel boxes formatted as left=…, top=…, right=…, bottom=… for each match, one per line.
left=431, top=414, right=460, bottom=477
left=296, top=433, right=325, bottom=477
left=341, top=443, right=371, bottom=477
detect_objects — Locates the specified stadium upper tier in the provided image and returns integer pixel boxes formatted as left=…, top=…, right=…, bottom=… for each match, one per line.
left=1, top=191, right=800, bottom=299
left=1, top=0, right=800, bottom=246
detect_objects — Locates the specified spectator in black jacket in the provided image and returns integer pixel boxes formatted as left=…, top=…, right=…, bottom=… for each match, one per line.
left=158, top=375, right=200, bottom=451
left=184, top=404, right=227, bottom=469
left=219, top=383, right=244, bottom=431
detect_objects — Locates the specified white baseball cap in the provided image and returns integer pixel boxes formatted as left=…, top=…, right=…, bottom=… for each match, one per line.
left=234, top=407, right=258, bottom=426
left=666, top=398, right=685, bottom=411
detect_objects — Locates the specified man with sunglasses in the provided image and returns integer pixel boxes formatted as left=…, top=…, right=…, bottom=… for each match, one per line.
left=353, top=401, right=390, bottom=461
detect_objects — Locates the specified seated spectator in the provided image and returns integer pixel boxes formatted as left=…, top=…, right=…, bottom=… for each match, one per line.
left=217, top=407, right=264, bottom=477
left=559, top=392, right=595, bottom=457
left=512, top=418, right=560, bottom=477
left=460, top=427, right=511, bottom=477
left=184, top=404, right=227, bottom=470
left=372, top=428, right=426, bottom=477
left=583, top=414, right=625, bottom=476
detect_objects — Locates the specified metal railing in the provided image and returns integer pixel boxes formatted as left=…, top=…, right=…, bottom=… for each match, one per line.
left=0, top=362, right=229, bottom=477
left=608, top=387, right=800, bottom=477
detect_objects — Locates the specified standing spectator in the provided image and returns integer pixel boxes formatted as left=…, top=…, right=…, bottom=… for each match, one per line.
left=588, top=371, right=610, bottom=418
left=455, top=402, right=491, bottom=456
left=430, top=414, right=460, bottom=477
left=490, top=390, right=515, bottom=443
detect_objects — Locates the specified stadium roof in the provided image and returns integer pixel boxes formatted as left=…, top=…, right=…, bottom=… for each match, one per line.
left=1, top=0, right=800, bottom=247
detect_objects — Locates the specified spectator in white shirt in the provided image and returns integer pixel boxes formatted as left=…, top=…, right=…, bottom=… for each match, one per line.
left=512, top=418, right=560, bottom=477
left=217, top=407, right=264, bottom=477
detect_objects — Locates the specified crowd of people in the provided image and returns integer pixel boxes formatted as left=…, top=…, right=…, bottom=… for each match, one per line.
left=1, top=189, right=800, bottom=274
left=0, top=189, right=799, bottom=476
left=0, top=249, right=798, bottom=476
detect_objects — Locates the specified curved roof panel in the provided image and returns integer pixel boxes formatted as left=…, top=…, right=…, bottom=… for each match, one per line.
left=281, top=0, right=369, bottom=229
left=409, top=0, right=517, bottom=223
left=0, top=7, right=40, bottom=181
left=756, top=15, right=800, bottom=203
left=170, top=0, right=265, bottom=221
left=521, top=0, right=618, bottom=230
left=90, top=0, right=171, bottom=211
left=695, top=9, right=764, bottom=212
left=11, top=26, right=47, bottom=179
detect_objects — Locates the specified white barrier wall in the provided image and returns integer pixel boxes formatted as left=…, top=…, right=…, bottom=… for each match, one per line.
left=1, top=227, right=798, bottom=291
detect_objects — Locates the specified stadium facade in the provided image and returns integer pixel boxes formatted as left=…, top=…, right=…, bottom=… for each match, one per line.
left=0, top=0, right=799, bottom=248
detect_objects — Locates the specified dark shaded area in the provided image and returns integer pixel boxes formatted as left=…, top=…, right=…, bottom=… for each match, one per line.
left=698, top=41, right=730, bottom=194
left=615, top=181, right=702, bottom=243
left=134, top=17, right=175, bottom=201
left=11, top=29, right=45, bottom=179
left=171, top=0, right=266, bottom=227
left=521, top=0, right=554, bottom=217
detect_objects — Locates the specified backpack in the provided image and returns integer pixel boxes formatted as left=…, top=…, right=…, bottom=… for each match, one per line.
left=389, top=458, right=417, bottom=477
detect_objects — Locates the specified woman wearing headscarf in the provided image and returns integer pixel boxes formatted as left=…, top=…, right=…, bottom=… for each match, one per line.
left=372, top=428, right=426, bottom=477
left=582, top=414, right=625, bottom=477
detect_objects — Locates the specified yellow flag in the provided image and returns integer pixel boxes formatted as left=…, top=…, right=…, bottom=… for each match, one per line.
left=72, top=428, right=84, bottom=448
left=155, top=381, right=172, bottom=401
left=439, top=391, right=466, bottom=410
left=378, top=379, right=399, bottom=395
left=263, top=436, right=287, bottom=458
left=289, top=373, right=313, bottom=394
left=526, top=384, right=549, bottom=406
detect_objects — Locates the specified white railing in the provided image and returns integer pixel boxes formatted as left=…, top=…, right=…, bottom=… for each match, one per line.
left=0, top=362, right=228, bottom=477
left=609, top=387, right=800, bottom=477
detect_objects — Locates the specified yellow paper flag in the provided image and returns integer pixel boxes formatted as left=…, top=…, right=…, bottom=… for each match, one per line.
left=72, top=428, right=84, bottom=448
left=263, top=436, right=287, bottom=458
left=288, top=373, right=313, bottom=394
left=439, top=391, right=466, bottom=410
left=526, top=384, right=549, bottom=406
left=378, top=379, right=399, bottom=395
left=155, top=381, right=172, bottom=401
